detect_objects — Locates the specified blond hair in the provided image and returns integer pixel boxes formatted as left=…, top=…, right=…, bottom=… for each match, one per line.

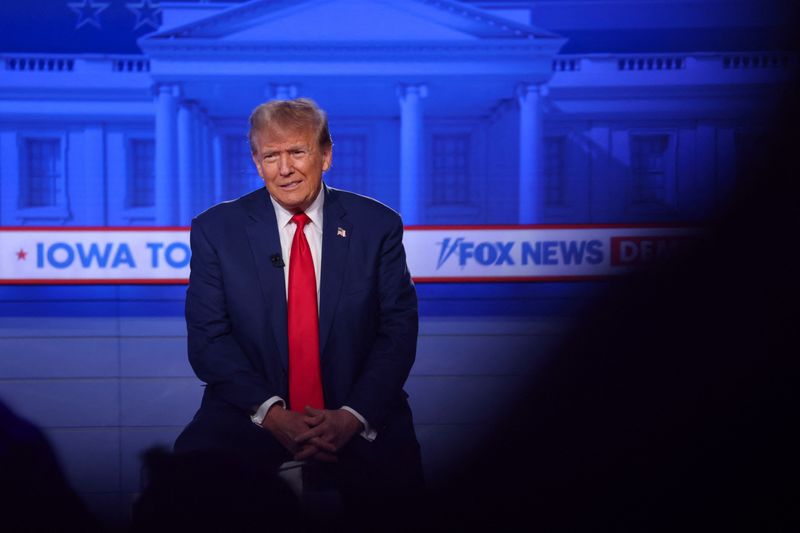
left=248, top=98, right=332, bottom=154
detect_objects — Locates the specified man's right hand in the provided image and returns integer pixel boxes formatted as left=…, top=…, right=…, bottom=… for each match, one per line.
left=261, top=404, right=338, bottom=462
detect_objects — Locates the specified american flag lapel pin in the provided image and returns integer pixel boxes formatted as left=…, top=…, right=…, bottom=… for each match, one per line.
left=337, top=227, right=347, bottom=238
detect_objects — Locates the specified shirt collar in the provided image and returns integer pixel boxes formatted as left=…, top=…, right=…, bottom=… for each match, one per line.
left=269, top=184, right=325, bottom=231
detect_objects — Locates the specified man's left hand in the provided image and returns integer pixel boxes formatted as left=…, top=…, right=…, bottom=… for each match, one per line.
left=293, top=407, right=363, bottom=461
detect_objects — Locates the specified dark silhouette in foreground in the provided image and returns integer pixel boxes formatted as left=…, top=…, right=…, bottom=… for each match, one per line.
left=0, top=399, right=102, bottom=533
left=422, top=79, right=799, bottom=531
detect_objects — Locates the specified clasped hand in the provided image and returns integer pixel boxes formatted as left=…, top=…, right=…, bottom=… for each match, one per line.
left=263, top=405, right=362, bottom=463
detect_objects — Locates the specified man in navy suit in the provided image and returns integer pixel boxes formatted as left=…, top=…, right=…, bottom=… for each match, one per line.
left=174, top=98, right=423, bottom=512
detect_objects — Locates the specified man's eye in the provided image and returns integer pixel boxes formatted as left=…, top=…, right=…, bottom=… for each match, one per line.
left=264, top=154, right=277, bottom=161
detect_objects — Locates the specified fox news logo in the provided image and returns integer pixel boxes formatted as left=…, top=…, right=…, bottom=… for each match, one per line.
left=436, top=237, right=604, bottom=269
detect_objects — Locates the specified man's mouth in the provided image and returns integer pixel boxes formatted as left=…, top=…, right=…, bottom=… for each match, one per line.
left=280, top=180, right=302, bottom=190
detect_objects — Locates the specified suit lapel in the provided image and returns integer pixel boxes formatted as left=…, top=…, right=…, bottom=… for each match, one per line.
left=319, top=186, right=351, bottom=359
left=243, top=189, right=289, bottom=373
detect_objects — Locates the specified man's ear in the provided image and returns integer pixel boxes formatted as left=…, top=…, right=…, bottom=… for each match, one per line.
left=322, top=146, right=333, bottom=172
left=252, top=154, right=264, bottom=178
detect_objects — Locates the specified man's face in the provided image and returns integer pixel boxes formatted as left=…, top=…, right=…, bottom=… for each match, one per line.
left=251, top=125, right=332, bottom=213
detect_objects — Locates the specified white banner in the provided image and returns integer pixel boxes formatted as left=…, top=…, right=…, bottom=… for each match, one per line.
left=405, top=225, right=700, bottom=281
left=0, top=228, right=190, bottom=283
left=0, top=226, right=700, bottom=284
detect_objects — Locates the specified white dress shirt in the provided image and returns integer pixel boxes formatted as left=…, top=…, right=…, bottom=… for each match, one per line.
left=250, top=188, right=376, bottom=441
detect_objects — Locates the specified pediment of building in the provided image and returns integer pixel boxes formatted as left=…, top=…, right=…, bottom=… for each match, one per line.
left=144, top=0, right=560, bottom=45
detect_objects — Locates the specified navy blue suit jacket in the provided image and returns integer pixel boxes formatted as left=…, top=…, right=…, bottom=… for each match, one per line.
left=184, top=184, right=418, bottom=439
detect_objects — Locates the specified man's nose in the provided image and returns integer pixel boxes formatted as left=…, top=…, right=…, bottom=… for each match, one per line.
left=278, top=153, right=292, bottom=176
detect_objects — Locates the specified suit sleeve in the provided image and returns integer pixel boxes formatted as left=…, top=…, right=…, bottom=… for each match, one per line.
left=185, top=218, right=275, bottom=413
left=344, top=215, right=418, bottom=429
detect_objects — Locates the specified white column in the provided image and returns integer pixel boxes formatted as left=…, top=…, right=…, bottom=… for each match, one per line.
left=155, top=84, right=178, bottom=225
left=517, top=83, right=545, bottom=223
left=192, top=108, right=205, bottom=210
left=196, top=111, right=206, bottom=209
left=397, top=84, right=427, bottom=224
left=177, top=101, right=196, bottom=225
left=200, top=113, right=213, bottom=208
left=212, top=132, right=224, bottom=203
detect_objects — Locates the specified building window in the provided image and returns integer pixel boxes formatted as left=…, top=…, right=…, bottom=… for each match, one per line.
left=544, top=136, right=566, bottom=207
left=327, top=134, right=366, bottom=194
left=224, top=136, right=259, bottom=199
left=21, top=138, right=61, bottom=208
left=431, top=134, right=470, bottom=206
left=127, top=139, right=155, bottom=208
left=630, top=134, right=670, bottom=205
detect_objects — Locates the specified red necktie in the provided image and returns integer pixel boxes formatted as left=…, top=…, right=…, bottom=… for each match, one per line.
left=288, top=213, right=324, bottom=412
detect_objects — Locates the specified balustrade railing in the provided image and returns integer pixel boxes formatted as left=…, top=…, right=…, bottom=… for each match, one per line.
left=2, top=54, right=150, bottom=73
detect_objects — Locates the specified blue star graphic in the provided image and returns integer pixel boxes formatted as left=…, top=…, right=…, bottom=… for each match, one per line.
left=127, top=0, right=163, bottom=31
left=67, top=0, right=110, bottom=30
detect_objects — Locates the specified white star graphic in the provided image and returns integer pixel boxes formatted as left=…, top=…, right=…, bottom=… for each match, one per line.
left=126, top=0, right=163, bottom=31
left=67, top=0, right=110, bottom=30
